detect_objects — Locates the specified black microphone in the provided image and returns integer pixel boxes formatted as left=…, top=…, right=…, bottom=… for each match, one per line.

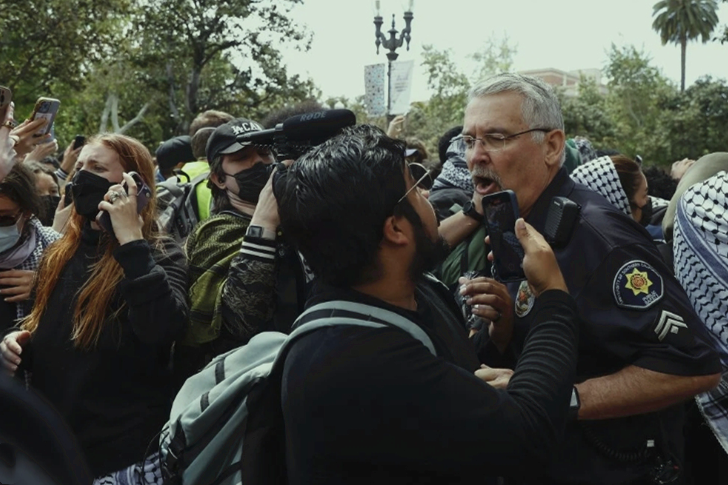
left=282, top=109, right=356, bottom=144
left=236, top=109, right=356, bottom=146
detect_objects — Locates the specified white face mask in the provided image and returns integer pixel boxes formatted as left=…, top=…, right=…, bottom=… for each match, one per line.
left=0, top=220, right=22, bottom=254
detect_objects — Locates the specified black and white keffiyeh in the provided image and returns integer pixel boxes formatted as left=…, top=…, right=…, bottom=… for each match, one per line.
left=570, top=156, right=632, bottom=216
left=674, top=170, right=728, bottom=453
left=431, top=136, right=473, bottom=194
left=5, top=217, right=60, bottom=321
left=93, top=451, right=162, bottom=485
left=650, top=195, right=669, bottom=212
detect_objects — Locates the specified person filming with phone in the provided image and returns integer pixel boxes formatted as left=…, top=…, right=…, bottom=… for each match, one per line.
left=457, top=73, right=720, bottom=484
left=0, top=133, right=188, bottom=484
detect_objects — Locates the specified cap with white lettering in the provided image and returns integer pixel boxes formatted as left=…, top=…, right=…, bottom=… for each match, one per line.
left=205, top=118, right=264, bottom=163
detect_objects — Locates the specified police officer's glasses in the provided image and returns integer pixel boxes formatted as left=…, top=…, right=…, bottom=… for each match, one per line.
left=453, top=128, right=552, bottom=152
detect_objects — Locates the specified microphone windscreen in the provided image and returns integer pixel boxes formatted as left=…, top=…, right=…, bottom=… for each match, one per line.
left=282, top=109, right=356, bottom=144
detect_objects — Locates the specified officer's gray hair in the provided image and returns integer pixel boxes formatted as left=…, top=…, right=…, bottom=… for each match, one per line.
left=468, top=73, right=566, bottom=166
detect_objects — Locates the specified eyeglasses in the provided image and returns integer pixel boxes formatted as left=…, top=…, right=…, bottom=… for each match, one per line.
left=453, top=128, right=553, bottom=153
left=397, top=163, right=432, bottom=204
left=0, top=211, right=22, bottom=227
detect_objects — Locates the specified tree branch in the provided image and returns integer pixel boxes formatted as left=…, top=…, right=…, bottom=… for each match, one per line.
left=118, top=103, right=150, bottom=134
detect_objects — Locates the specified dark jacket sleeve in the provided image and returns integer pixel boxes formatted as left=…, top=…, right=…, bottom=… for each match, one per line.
left=220, top=235, right=277, bottom=345
left=113, top=238, right=189, bottom=345
left=283, top=289, right=580, bottom=479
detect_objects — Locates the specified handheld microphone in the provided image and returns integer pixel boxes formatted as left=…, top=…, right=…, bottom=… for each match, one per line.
left=235, top=109, right=356, bottom=154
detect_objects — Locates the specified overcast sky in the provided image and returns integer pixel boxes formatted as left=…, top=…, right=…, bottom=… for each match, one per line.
left=278, top=0, right=728, bottom=102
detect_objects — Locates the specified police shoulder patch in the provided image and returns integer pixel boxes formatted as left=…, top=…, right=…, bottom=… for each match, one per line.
left=612, top=260, right=664, bottom=310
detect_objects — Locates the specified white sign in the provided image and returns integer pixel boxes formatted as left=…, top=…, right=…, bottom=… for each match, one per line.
left=389, top=60, right=414, bottom=115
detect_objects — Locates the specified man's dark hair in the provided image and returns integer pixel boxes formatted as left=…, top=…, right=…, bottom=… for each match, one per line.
left=643, top=166, right=678, bottom=201
left=277, top=124, right=418, bottom=287
left=0, top=163, right=42, bottom=217
left=261, top=100, right=325, bottom=129
left=207, top=155, right=231, bottom=212
left=438, top=125, right=463, bottom=164
left=189, top=110, right=234, bottom=159
left=611, top=155, right=642, bottom=207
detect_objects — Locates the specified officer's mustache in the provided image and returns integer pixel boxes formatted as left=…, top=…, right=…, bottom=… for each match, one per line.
left=471, top=167, right=503, bottom=189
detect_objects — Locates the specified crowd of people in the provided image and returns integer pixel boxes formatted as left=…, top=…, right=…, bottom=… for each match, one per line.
left=0, top=72, right=727, bottom=485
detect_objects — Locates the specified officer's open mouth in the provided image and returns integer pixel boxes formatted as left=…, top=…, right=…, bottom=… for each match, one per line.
left=474, top=176, right=499, bottom=195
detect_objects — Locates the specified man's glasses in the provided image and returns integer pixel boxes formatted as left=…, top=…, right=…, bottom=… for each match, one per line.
left=453, top=128, right=552, bottom=153
left=0, top=211, right=22, bottom=227
left=397, top=163, right=432, bottom=204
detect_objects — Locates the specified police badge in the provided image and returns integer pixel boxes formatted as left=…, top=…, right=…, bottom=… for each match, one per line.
left=515, top=280, right=536, bottom=318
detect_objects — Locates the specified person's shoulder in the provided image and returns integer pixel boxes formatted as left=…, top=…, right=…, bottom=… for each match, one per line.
left=570, top=184, right=652, bottom=250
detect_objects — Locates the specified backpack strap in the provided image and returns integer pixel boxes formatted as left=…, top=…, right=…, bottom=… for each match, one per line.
left=288, top=300, right=436, bottom=356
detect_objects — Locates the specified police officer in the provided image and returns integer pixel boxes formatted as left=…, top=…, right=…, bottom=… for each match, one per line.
left=459, top=73, right=721, bottom=484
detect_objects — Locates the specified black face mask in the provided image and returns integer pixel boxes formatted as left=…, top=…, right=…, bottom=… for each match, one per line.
left=39, top=195, right=61, bottom=226
left=638, top=198, right=653, bottom=227
left=228, top=162, right=273, bottom=204
left=71, top=170, right=114, bottom=220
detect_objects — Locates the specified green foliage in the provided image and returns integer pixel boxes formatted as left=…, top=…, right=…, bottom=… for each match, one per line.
left=562, top=76, right=616, bottom=146
left=1, top=0, right=319, bottom=151
left=561, top=44, right=728, bottom=167
left=602, top=44, right=676, bottom=161
left=659, top=76, right=728, bottom=160
left=469, top=34, right=518, bottom=83
left=405, top=38, right=517, bottom=162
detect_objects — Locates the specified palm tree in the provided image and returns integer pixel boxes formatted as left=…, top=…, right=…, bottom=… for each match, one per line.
left=652, top=0, right=720, bottom=92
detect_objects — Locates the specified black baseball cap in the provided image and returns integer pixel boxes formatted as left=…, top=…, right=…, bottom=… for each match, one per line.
left=205, top=118, right=264, bottom=163
left=155, top=136, right=195, bottom=170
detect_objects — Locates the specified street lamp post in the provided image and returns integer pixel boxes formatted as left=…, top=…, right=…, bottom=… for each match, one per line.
left=373, top=1, right=413, bottom=120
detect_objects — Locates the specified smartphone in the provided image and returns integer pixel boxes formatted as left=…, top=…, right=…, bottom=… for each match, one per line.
left=29, top=97, right=61, bottom=137
left=72, top=135, right=86, bottom=150
left=98, top=172, right=153, bottom=237
left=63, top=182, right=73, bottom=208
left=482, top=190, right=525, bottom=282
left=0, top=86, right=11, bottom=121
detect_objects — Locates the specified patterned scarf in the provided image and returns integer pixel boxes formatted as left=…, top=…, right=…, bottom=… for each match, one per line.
left=573, top=137, right=597, bottom=164
left=674, top=170, right=728, bottom=453
left=431, top=136, right=473, bottom=194
left=570, top=156, right=632, bottom=216
left=0, top=217, right=60, bottom=321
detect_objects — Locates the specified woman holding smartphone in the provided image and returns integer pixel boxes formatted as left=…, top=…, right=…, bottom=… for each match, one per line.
left=0, top=133, right=188, bottom=484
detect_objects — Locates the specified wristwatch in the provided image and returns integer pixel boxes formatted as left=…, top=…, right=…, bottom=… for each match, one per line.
left=461, top=200, right=481, bottom=221
left=569, top=386, right=581, bottom=421
left=245, top=225, right=276, bottom=240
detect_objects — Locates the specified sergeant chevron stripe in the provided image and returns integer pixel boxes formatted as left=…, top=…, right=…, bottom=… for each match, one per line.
left=654, top=310, right=687, bottom=341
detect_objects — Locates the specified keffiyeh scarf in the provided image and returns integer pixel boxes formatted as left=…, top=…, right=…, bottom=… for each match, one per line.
left=431, top=137, right=473, bottom=194
left=571, top=156, right=632, bottom=216
left=674, top=171, right=728, bottom=453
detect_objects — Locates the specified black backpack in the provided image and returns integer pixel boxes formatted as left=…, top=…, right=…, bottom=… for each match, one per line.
left=156, top=170, right=209, bottom=242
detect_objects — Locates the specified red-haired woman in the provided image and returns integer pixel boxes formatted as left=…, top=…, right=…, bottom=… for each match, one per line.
left=0, top=134, right=188, bottom=484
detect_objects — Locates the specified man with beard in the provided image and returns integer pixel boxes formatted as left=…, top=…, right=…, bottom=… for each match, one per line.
left=175, top=118, right=300, bottom=383
left=275, top=124, right=583, bottom=484
left=458, top=73, right=721, bottom=484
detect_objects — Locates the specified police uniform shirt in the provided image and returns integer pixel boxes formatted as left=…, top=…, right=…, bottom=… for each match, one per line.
left=504, top=167, right=720, bottom=484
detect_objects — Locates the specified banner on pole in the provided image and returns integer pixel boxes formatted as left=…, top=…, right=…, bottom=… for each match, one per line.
left=364, top=63, right=386, bottom=117
left=389, top=60, right=414, bottom=115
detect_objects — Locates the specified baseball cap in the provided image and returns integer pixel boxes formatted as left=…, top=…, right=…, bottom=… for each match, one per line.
left=205, top=118, right=264, bottom=163
left=155, top=136, right=195, bottom=171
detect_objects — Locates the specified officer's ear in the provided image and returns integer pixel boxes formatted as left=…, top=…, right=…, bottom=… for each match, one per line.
left=544, top=129, right=566, bottom=168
